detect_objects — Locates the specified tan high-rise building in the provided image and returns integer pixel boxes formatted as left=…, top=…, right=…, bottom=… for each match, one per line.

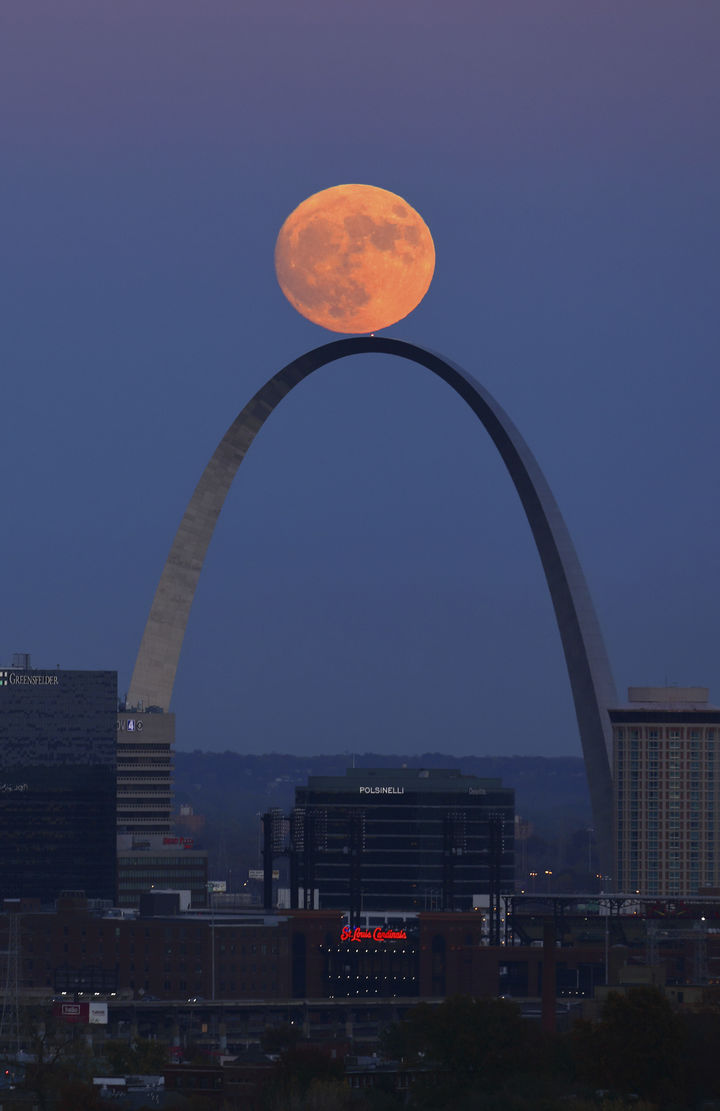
left=115, top=709, right=208, bottom=908
left=612, top=687, right=720, bottom=895
left=116, top=710, right=174, bottom=835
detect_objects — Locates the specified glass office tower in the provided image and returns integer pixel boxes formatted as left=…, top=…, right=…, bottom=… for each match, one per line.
left=293, top=767, right=514, bottom=913
left=0, top=663, right=117, bottom=903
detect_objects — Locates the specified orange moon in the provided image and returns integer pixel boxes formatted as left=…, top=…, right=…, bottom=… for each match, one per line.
left=274, top=184, right=435, bottom=334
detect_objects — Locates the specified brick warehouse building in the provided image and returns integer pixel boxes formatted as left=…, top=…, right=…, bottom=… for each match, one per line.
left=7, top=893, right=720, bottom=1005
left=5, top=897, right=487, bottom=1002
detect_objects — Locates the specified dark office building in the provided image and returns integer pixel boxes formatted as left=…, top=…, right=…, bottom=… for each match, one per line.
left=291, top=768, right=514, bottom=914
left=0, top=659, right=117, bottom=903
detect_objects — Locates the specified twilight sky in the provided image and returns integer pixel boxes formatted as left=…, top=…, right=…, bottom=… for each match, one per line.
left=2, top=1, right=719, bottom=757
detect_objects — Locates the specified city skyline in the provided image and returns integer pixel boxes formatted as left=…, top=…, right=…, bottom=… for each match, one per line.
left=2, top=1, right=719, bottom=757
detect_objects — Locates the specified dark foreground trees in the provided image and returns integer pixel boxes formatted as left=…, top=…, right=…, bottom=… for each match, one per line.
left=383, top=995, right=540, bottom=1085
left=18, top=988, right=720, bottom=1111
left=571, top=986, right=686, bottom=1105
left=380, top=988, right=720, bottom=1110
left=382, top=996, right=562, bottom=1110
left=103, top=1036, right=168, bottom=1075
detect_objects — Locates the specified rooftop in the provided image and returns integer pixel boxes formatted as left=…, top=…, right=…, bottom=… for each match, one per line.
left=615, top=686, right=718, bottom=713
left=301, top=767, right=508, bottom=792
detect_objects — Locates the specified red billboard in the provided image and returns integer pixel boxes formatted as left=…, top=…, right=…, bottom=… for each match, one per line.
left=53, top=1001, right=108, bottom=1024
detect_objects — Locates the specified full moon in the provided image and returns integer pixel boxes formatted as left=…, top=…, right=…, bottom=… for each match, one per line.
left=275, top=184, right=435, bottom=334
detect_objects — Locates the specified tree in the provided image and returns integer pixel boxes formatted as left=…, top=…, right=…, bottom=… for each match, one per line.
left=383, top=996, right=535, bottom=1083
left=22, top=1013, right=96, bottom=1111
left=678, top=1008, right=720, bottom=1105
left=571, top=986, right=686, bottom=1103
left=261, top=1022, right=301, bottom=1054
left=263, top=1045, right=345, bottom=1110
left=103, top=1036, right=168, bottom=1075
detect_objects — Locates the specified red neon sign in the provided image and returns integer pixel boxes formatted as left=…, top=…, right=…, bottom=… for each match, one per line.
left=340, top=926, right=407, bottom=943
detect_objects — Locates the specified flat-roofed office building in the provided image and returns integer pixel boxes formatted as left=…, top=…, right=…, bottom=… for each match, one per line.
left=613, top=686, right=720, bottom=895
left=116, top=833, right=208, bottom=908
left=0, top=657, right=116, bottom=903
left=292, top=767, right=514, bottom=913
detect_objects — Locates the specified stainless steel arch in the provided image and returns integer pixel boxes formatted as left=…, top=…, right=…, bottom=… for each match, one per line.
left=127, top=336, right=616, bottom=870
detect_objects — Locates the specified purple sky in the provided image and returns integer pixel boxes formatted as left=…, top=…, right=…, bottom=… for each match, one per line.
left=2, top=1, right=719, bottom=756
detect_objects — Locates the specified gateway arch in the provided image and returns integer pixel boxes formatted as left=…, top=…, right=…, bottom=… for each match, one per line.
left=127, top=336, right=616, bottom=871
